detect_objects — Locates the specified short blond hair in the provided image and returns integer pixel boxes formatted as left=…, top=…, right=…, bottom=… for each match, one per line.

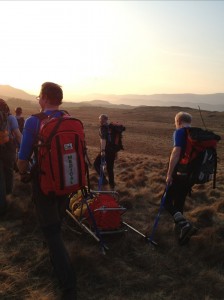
left=99, top=114, right=108, bottom=121
left=175, top=112, right=192, bottom=124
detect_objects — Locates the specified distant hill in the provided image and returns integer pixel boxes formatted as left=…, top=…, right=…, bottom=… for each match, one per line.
left=0, top=85, right=36, bottom=101
left=0, top=85, right=223, bottom=111
left=62, top=99, right=134, bottom=109
left=88, top=93, right=224, bottom=111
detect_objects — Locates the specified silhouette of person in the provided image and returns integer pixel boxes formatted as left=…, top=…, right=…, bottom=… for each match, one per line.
left=15, top=107, right=25, bottom=133
left=17, top=82, right=77, bottom=299
left=94, top=114, right=117, bottom=189
left=164, top=111, right=197, bottom=245
left=0, top=99, right=22, bottom=215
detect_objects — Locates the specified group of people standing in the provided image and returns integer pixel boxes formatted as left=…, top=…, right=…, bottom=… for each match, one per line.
left=0, top=82, right=199, bottom=299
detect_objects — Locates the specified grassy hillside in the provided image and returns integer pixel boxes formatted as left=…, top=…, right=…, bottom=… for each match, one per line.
left=0, top=105, right=224, bottom=300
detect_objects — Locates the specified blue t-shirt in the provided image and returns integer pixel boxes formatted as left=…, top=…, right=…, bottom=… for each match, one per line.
left=7, top=115, right=19, bottom=138
left=173, top=127, right=187, bottom=149
left=18, top=110, right=63, bottom=160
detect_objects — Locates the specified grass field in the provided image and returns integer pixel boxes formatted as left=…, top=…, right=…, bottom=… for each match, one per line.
left=0, top=104, right=224, bottom=300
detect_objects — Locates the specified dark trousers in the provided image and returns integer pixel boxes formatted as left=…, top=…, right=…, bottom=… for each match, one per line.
left=0, top=142, right=16, bottom=207
left=164, top=175, right=191, bottom=217
left=32, top=179, right=76, bottom=297
left=94, top=151, right=116, bottom=186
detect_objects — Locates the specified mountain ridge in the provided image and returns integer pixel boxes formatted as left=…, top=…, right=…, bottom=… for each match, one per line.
left=0, top=85, right=223, bottom=111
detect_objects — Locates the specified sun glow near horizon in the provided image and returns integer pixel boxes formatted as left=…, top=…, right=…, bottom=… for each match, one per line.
left=0, top=1, right=224, bottom=101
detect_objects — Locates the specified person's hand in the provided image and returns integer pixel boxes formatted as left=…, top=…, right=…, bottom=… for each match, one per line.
left=166, top=174, right=173, bottom=186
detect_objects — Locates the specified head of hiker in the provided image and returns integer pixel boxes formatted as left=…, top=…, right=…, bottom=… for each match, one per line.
left=174, top=112, right=192, bottom=129
left=99, top=114, right=108, bottom=126
left=15, top=107, right=22, bottom=116
left=37, top=82, right=63, bottom=110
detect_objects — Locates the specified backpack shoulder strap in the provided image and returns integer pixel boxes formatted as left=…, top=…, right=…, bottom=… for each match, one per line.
left=32, top=112, right=48, bottom=121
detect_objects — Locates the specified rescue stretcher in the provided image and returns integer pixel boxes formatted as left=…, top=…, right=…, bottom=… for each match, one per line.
left=65, top=188, right=157, bottom=253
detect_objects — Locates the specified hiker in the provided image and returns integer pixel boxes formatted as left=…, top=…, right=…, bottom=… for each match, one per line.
left=15, top=107, right=25, bottom=133
left=164, top=111, right=197, bottom=245
left=14, top=107, right=25, bottom=172
left=0, top=99, right=22, bottom=215
left=94, top=114, right=117, bottom=190
left=17, top=82, right=77, bottom=300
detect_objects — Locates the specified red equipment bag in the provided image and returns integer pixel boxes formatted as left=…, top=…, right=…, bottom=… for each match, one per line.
left=85, top=194, right=123, bottom=230
left=34, top=111, right=86, bottom=196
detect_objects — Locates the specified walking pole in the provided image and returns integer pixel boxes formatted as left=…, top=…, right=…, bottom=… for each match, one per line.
left=146, top=185, right=169, bottom=246
left=98, top=155, right=106, bottom=191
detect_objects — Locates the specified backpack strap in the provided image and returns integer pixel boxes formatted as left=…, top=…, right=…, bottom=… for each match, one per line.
left=107, top=124, right=112, bottom=143
left=213, top=150, right=218, bottom=189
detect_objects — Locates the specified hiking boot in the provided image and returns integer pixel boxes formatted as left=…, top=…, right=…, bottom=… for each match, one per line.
left=173, top=212, right=197, bottom=245
left=178, top=222, right=198, bottom=246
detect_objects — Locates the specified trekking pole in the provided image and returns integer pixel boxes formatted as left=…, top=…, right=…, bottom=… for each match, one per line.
left=146, top=185, right=169, bottom=247
left=98, top=155, right=106, bottom=191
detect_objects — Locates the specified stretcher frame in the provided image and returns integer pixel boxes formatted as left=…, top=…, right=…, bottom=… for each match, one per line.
left=66, top=189, right=157, bottom=254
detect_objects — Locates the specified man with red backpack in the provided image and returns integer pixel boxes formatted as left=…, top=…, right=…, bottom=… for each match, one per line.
left=18, top=82, right=77, bottom=300
left=165, top=112, right=198, bottom=245
left=164, top=111, right=220, bottom=245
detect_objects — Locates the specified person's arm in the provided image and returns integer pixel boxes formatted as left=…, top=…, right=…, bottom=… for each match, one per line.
left=166, top=146, right=182, bottom=186
left=99, top=125, right=107, bottom=156
left=17, top=116, right=38, bottom=175
left=12, top=128, right=22, bottom=145
left=100, top=138, right=106, bottom=156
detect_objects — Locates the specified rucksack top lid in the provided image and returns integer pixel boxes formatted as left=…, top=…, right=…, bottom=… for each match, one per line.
left=186, top=127, right=221, bottom=142
left=109, top=122, right=126, bottom=132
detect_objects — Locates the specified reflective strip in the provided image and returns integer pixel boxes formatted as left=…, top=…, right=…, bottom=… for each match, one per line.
left=63, top=152, right=78, bottom=186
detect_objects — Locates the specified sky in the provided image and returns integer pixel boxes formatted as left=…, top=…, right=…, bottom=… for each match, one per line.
left=0, top=1, right=224, bottom=102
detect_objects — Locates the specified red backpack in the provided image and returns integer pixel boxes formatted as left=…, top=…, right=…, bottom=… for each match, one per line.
left=176, top=127, right=221, bottom=187
left=34, top=111, right=87, bottom=196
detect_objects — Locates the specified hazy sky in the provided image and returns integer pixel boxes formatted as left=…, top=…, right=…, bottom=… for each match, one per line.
left=0, top=1, right=224, bottom=101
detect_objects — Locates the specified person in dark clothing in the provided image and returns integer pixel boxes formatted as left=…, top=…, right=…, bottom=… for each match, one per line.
left=15, top=107, right=25, bottom=133
left=94, top=114, right=116, bottom=190
left=0, top=99, right=22, bottom=215
left=164, top=111, right=197, bottom=245
left=17, top=82, right=77, bottom=300
left=14, top=107, right=25, bottom=172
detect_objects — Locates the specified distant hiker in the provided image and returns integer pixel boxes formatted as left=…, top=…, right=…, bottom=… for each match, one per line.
left=0, top=99, right=22, bottom=215
left=14, top=107, right=25, bottom=172
left=164, top=112, right=197, bottom=245
left=17, top=82, right=77, bottom=300
left=94, top=114, right=125, bottom=190
left=15, top=107, right=25, bottom=133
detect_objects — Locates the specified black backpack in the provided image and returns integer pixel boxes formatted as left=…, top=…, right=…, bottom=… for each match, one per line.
left=107, top=122, right=126, bottom=153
